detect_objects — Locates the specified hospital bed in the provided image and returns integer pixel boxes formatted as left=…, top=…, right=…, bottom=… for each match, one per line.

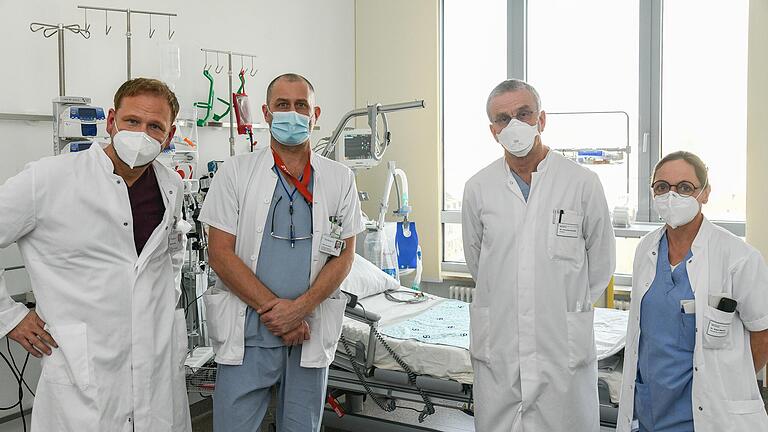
left=325, top=283, right=629, bottom=430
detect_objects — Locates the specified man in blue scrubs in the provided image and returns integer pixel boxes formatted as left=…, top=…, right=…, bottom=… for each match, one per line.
left=200, top=73, right=364, bottom=431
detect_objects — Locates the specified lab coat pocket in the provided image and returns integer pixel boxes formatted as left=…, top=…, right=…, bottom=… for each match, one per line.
left=43, top=322, right=90, bottom=390
left=469, top=305, right=491, bottom=363
left=547, top=210, right=585, bottom=262
left=302, top=295, right=346, bottom=367
left=202, top=288, right=231, bottom=345
left=171, top=309, right=192, bottom=431
left=724, top=398, right=765, bottom=415
left=173, top=309, right=188, bottom=371
left=702, top=306, right=734, bottom=350
left=567, top=310, right=596, bottom=369
left=321, top=296, right=347, bottom=353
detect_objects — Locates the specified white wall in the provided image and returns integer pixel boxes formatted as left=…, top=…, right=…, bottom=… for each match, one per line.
left=747, top=0, right=768, bottom=257
left=0, top=0, right=355, bottom=420
left=0, top=0, right=356, bottom=292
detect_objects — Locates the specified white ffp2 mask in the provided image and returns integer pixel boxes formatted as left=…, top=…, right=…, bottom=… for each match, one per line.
left=497, top=119, right=539, bottom=157
left=112, top=123, right=164, bottom=169
left=652, top=191, right=702, bottom=229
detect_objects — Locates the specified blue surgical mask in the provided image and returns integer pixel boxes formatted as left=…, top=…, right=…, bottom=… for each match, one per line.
left=268, top=110, right=311, bottom=146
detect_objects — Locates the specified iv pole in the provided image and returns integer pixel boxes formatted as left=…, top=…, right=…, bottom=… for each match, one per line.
left=29, top=23, right=91, bottom=96
left=200, top=48, right=258, bottom=156
left=77, top=5, right=177, bottom=80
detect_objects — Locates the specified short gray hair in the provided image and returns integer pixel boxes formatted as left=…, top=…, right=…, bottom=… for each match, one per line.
left=485, top=79, right=542, bottom=121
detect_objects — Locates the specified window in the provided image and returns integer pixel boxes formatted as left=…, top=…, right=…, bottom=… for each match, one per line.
left=441, top=0, right=748, bottom=275
left=442, top=0, right=507, bottom=263
left=527, top=0, right=639, bottom=213
left=660, top=0, right=748, bottom=222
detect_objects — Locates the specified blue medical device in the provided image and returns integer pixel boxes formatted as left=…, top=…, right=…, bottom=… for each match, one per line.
left=396, top=222, right=419, bottom=270
left=58, top=105, right=106, bottom=137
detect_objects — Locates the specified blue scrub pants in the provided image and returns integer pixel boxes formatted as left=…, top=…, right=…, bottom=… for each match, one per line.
left=213, top=344, right=328, bottom=432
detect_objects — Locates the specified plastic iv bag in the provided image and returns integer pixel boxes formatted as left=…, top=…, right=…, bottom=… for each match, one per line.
left=160, top=43, right=181, bottom=90
left=363, top=230, right=399, bottom=283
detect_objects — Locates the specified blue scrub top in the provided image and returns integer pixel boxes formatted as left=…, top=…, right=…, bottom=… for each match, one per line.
left=244, top=167, right=314, bottom=348
left=509, top=168, right=530, bottom=202
left=635, top=233, right=695, bottom=432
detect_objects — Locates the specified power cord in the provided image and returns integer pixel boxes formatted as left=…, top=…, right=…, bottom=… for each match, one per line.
left=5, top=339, right=34, bottom=396
left=384, top=289, right=428, bottom=304
left=1, top=338, right=33, bottom=432
left=338, top=303, right=435, bottom=422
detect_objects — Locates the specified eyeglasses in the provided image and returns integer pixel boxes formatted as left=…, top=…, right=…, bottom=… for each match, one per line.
left=491, top=110, right=537, bottom=128
left=651, top=180, right=702, bottom=197
left=270, top=195, right=313, bottom=248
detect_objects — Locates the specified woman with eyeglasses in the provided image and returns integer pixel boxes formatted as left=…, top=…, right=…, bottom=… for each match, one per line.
left=616, top=151, right=768, bottom=432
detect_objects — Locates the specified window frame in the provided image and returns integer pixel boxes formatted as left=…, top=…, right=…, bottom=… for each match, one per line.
left=440, top=0, right=746, bottom=277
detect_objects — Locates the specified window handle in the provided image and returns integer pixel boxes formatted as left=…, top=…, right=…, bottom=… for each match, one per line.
left=642, top=132, right=649, bottom=153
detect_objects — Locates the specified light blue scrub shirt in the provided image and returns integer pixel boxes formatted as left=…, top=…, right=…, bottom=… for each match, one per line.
left=635, top=233, right=695, bottom=432
left=509, top=168, right=530, bottom=201
left=244, top=167, right=313, bottom=347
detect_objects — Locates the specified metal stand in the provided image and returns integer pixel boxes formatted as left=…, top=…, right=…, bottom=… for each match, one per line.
left=29, top=22, right=91, bottom=96
left=547, top=110, right=632, bottom=194
left=77, top=5, right=177, bottom=80
left=200, top=49, right=258, bottom=156
left=321, top=101, right=426, bottom=159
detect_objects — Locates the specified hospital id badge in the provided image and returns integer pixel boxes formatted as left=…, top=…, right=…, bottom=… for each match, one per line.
left=556, top=223, right=578, bottom=238
left=553, top=209, right=580, bottom=238
left=706, top=319, right=729, bottom=338
left=168, top=230, right=184, bottom=252
left=319, top=234, right=343, bottom=256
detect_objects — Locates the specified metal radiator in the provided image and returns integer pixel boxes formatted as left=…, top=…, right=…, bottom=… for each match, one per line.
left=448, top=285, right=475, bottom=303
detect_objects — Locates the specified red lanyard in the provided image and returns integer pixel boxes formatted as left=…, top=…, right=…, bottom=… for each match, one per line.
left=271, top=148, right=313, bottom=204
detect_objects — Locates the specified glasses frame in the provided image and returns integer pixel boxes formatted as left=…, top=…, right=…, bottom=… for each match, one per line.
left=651, top=180, right=701, bottom=197
left=269, top=195, right=313, bottom=248
left=491, top=109, right=538, bottom=128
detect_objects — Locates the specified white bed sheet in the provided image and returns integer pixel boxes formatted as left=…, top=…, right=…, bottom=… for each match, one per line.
left=340, top=293, right=630, bottom=387
left=594, top=307, right=629, bottom=360
left=341, top=291, right=475, bottom=384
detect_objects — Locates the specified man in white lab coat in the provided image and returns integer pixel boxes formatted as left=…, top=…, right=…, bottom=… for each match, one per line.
left=462, top=79, right=616, bottom=432
left=0, top=78, right=191, bottom=432
left=200, top=73, right=364, bottom=431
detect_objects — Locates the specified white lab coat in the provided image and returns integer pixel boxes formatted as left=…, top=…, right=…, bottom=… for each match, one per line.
left=462, top=151, right=616, bottom=432
left=198, top=147, right=364, bottom=368
left=0, top=143, right=191, bottom=432
left=617, top=218, right=768, bottom=432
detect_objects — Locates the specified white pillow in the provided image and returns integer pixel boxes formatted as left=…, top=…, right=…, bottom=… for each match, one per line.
left=340, top=253, right=400, bottom=299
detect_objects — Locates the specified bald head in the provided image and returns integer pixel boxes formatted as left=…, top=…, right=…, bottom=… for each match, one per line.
left=266, top=73, right=315, bottom=106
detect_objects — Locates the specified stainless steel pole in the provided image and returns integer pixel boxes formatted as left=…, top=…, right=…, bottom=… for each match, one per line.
left=227, top=52, right=235, bottom=156
left=126, top=9, right=132, bottom=79
left=58, top=24, right=65, bottom=96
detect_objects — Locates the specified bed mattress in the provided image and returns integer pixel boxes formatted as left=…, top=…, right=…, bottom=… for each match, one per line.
left=340, top=291, right=630, bottom=388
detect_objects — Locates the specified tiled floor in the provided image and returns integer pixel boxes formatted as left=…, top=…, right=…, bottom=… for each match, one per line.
left=1, top=387, right=766, bottom=432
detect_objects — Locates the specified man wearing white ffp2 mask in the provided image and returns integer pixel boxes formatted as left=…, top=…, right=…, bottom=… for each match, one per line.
left=112, top=122, right=164, bottom=168
left=462, top=79, right=616, bottom=432
left=0, top=78, right=192, bottom=432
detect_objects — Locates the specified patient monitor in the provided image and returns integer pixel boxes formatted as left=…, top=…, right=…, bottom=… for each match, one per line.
left=336, top=128, right=378, bottom=170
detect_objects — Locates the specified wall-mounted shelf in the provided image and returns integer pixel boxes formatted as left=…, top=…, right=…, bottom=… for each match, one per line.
left=176, top=119, right=269, bottom=130
left=176, top=119, right=319, bottom=131
left=0, top=112, right=54, bottom=122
